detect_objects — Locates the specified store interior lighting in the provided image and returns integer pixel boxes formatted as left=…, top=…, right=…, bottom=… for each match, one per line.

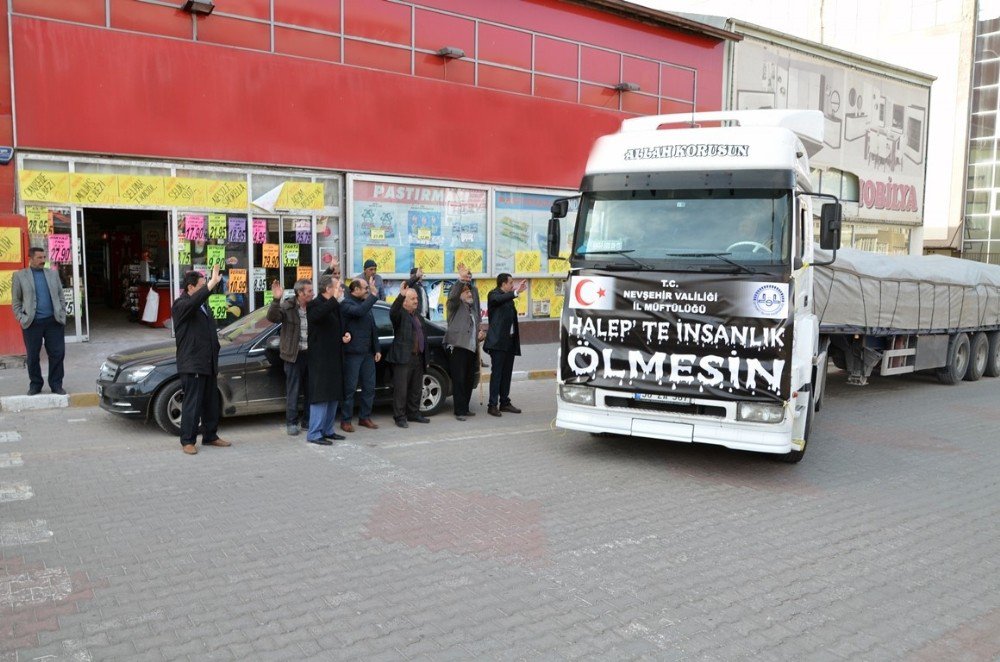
left=614, top=82, right=640, bottom=92
left=181, top=0, right=215, bottom=15
left=435, top=46, right=466, bottom=59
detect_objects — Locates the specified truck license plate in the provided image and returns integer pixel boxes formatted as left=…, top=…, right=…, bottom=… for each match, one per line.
left=634, top=393, right=691, bottom=405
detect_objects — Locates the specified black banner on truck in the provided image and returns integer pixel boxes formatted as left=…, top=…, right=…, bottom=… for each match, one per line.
left=560, top=273, right=793, bottom=402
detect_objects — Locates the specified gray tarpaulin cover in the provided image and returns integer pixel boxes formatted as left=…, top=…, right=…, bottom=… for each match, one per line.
left=813, top=248, right=1000, bottom=334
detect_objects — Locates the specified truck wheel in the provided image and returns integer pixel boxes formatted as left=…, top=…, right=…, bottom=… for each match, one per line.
left=778, top=392, right=812, bottom=464
left=152, top=380, right=184, bottom=437
left=985, top=332, right=1000, bottom=378
left=938, top=333, right=970, bottom=385
left=964, top=332, right=989, bottom=382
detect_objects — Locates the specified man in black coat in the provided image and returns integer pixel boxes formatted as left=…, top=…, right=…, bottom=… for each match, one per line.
left=172, top=264, right=232, bottom=455
left=484, top=272, right=527, bottom=417
left=387, top=282, right=430, bottom=428
left=305, top=274, right=351, bottom=445
left=339, top=277, right=382, bottom=432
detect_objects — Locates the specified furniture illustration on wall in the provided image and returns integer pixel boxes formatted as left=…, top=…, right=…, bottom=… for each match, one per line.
left=736, top=90, right=776, bottom=110
left=904, top=105, right=926, bottom=164
left=824, top=114, right=842, bottom=149
left=843, top=86, right=868, bottom=141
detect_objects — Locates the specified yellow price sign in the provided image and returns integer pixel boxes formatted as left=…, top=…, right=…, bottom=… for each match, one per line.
left=207, top=180, right=248, bottom=210
left=417, top=228, right=432, bottom=241
left=513, top=292, right=528, bottom=316
left=262, top=243, right=280, bottom=268
left=19, top=171, right=70, bottom=203
left=165, top=177, right=208, bottom=207
left=0, top=270, right=14, bottom=305
left=0, top=228, right=21, bottom=263
left=276, top=182, right=324, bottom=210
left=297, top=266, right=313, bottom=282
left=208, top=294, right=228, bottom=320
left=70, top=174, right=118, bottom=205
left=453, top=249, right=483, bottom=273
left=370, top=228, right=386, bottom=241
left=177, top=240, right=192, bottom=265
left=27, top=207, right=52, bottom=235
left=550, top=295, right=564, bottom=318
left=363, top=246, right=396, bottom=273
left=414, top=249, right=445, bottom=274
left=118, top=175, right=165, bottom=205
left=228, top=268, right=247, bottom=293
left=282, top=244, right=299, bottom=267
left=515, top=250, right=542, bottom=273
left=207, top=213, right=228, bottom=240
left=530, top=278, right=556, bottom=300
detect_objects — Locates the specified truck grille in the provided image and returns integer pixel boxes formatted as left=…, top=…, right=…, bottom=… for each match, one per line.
left=604, top=396, right=727, bottom=418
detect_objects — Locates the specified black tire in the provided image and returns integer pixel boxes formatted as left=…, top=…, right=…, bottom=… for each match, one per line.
left=985, top=331, right=1000, bottom=378
left=778, top=391, right=812, bottom=464
left=152, top=380, right=184, bottom=436
left=814, top=357, right=829, bottom=413
left=419, top=366, right=451, bottom=416
left=938, top=333, right=970, bottom=385
left=964, top=332, right=989, bottom=382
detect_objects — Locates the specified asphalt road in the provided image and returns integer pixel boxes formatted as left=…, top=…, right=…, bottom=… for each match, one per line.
left=1, top=371, right=998, bottom=660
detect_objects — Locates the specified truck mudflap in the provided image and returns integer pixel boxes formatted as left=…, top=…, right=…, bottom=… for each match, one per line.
left=556, top=400, right=794, bottom=454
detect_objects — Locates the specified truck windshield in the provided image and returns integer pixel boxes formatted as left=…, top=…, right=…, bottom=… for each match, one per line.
left=574, top=189, right=792, bottom=268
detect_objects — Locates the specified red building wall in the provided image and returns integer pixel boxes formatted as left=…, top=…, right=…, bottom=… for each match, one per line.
left=10, top=0, right=725, bottom=189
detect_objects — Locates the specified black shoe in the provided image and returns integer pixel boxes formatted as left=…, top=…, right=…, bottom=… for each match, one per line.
left=395, top=418, right=409, bottom=428
left=464, top=411, right=476, bottom=417
left=455, top=415, right=467, bottom=421
left=27, top=388, right=41, bottom=396
left=51, top=388, right=67, bottom=396
left=407, top=415, right=430, bottom=424
left=488, top=406, right=501, bottom=417
left=499, top=403, right=521, bottom=414
left=307, top=437, right=333, bottom=446
left=324, top=433, right=346, bottom=441
left=300, top=420, right=310, bottom=430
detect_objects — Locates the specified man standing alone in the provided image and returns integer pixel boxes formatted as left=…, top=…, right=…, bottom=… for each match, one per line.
left=172, top=264, right=232, bottom=455
left=445, top=264, right=484, bottom=421
left=484, top=273, right=526, bottom=417
left=388, top=283, right=430, bottom=428
left=339, top=277, right=381, bottom=432
left=11, top=248, right=67, bottom=395
left=266, top=278, right=313, bottom=436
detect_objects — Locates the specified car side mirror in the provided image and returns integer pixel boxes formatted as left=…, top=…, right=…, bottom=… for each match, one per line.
left=819, top=202, right=842, bottom=251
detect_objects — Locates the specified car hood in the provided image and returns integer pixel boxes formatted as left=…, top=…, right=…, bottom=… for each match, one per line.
left=106, top=338, right=243, bottom=369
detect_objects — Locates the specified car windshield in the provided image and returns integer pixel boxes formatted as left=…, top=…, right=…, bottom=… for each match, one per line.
left=574, top=188, right=792, bottom=267
left=218, top=306, right=275, bottom=344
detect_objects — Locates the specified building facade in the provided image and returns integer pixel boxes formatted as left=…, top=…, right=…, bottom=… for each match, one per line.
left=0, top=0, right=732, bottom=347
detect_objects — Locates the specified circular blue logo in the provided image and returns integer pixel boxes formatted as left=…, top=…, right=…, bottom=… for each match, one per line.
left=752, top=284, right=785, bottom=316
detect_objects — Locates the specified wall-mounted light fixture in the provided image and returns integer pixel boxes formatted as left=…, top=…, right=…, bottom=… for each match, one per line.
left=181, top=0, right=215, bottom=15
left=613, top=82, right=640, bottom=92
left=435, top=46, right=466, bottom=59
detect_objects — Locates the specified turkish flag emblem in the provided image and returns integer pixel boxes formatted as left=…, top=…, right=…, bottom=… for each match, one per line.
left=568, top=276, right=616, bottom=310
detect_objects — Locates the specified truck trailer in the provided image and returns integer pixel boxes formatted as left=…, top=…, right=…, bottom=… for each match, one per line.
left=547, top=109, right=1000, bottom=463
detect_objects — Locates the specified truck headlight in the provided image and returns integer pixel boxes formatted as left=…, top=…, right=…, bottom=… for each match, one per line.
left=120, top=365, right=156, bottom=383
left=737, top=402, right=784, bottom=424
left=559, top=384, right=595, bottom=406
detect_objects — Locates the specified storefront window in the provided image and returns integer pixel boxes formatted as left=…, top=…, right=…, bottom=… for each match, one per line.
left=177, top=212, right=251, bottom=326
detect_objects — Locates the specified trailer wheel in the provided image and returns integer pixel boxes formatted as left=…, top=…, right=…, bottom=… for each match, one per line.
left=985, top=332, right=1000, bottom=378
left=778, top=392, right=812, bottom=464
left=965, top=332, right=989, bottom=382
left=938, top=333, right=970, bottom=385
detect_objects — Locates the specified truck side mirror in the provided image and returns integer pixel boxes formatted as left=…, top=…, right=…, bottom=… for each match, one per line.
left=550, top=198, right=569, bottom=218
left=819, top=202, right=842, bottom=251
left=547, top=216, right=561, bottom=259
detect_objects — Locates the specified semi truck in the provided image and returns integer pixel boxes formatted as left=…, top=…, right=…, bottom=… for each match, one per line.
left=546, top=109, right=1000, bottom=463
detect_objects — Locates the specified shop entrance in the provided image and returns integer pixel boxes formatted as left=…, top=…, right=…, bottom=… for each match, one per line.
left=82, top=208, right=172, bottom=336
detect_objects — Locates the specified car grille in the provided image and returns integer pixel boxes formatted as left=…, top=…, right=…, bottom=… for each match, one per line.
left=99, top=361, right=118, bottom=382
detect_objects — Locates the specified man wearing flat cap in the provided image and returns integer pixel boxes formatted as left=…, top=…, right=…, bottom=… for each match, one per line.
left=362, top=259, right=387, bottom=301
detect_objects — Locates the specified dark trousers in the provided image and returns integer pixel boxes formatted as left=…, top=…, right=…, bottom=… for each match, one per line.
left=283, top=353, right=309, bottom=425
left=486, top=349, right=516, bottom=407
left=391, top=353, right=423, bottom=420
left=179, top=372, right=220, bottom=446
left=22, top=317, right=65, bottom=392
left=341, top=353, right=376, bottom=421
left=449, top=346, right=477, bottom=415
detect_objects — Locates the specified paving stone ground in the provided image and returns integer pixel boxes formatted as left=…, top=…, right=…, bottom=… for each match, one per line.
left=0, top=370, right=998, bottom=661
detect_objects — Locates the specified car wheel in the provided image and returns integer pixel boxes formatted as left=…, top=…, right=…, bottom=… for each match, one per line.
left=152, top=380, right=184, bottom=436
left=419, top=367, right=450, bottom=416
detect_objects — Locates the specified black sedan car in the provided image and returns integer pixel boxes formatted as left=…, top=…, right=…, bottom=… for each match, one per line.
left=97, top=301, right=471, bottom=435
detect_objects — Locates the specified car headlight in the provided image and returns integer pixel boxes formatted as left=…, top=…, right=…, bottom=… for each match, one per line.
left=559, top=384, right=595, bottom=406
left=120, top=365, right=156, bottom=383
left=737, top=402, right=785, bottom=424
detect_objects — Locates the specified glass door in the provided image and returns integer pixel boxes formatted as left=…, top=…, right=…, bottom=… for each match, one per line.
left=34, top=206, right=87, bottom=342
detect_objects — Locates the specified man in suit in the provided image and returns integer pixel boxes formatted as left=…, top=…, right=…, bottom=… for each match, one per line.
left=444, top=263, right=484, bottom=421
left=387, top=282, right=430, bottom=428
left=484, top=272, right=527, bottom=417
left=11, top=247, right=67, bottom=395
left=172, top=264, right=232, bottom=455
left=339, top=277, right=382, bottom=432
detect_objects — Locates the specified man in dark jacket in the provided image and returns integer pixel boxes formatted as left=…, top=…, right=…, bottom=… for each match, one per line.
left=305, top=275, right=350, bottom=445
left=339, top=277, right=382, bottom=432
left=388, top=282, right=429, bottom=428
left=444, top=263, right=483, bottom=420
left=172, top=264, right=232, bottom=454
left=266, top=278, right=313, bottom=436
left=484, top=272, right=526, bottom=417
